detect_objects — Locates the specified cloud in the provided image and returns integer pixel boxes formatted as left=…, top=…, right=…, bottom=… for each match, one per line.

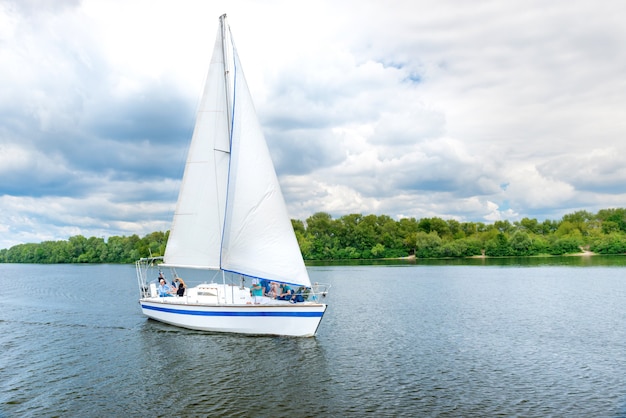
left=539, top=148, right=626, bottom=194
left=2, top=0, right=626, bottom=249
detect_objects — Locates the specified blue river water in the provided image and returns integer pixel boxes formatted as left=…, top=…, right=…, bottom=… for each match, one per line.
left=1, top=258, right=625, bottom=417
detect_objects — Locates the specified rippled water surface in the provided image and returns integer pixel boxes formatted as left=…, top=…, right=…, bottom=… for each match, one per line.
left=1, top=260, right=626, bottom=417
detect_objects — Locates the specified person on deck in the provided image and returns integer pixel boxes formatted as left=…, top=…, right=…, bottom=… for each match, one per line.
left=174, top=277, right=186, bottom=296
left=158, top=278, right=174, bottom=297
left=260, top=279, right=271, bottom=296
left=268, top=282, right=280, bottom=299
left=250, top=280, right=263, bottom=304
left=277, top=283, right=293, bottom=301
left=290, top=286, right=309, bottom=303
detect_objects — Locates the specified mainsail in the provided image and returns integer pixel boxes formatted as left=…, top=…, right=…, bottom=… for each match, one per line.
left=163, top=25, right=230, bottom=270
left=163, top=14, right=311, bottom=288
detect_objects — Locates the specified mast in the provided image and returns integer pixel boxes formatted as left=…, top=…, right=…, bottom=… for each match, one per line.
left=219, top=13, right=234, bottom=279
left=220, top=14, right=233, bottom=140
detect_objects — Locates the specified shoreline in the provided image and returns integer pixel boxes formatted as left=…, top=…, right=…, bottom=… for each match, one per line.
left=399, top=249, right=598, bottom=260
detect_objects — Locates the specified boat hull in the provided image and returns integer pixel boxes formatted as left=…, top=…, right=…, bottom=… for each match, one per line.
left=139, top=299, right=327, bottom=337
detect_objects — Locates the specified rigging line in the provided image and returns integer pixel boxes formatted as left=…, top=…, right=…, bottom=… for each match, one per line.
left=228, top=27, right=238, bottom=153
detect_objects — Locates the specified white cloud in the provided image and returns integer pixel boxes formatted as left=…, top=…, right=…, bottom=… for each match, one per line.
left=2, top=0, right=626, bottom=249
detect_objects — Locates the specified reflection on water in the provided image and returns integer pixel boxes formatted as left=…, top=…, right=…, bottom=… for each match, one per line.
left=307, top=254, right=626, bottom=267
left=137, top=322, right=333, bottom=416
left=1, top=260, right=626, bottom=416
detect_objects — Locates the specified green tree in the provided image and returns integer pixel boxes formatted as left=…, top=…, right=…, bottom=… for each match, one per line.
left=509, top=231, right=534, bottom=256
left=305, top=212, right=338, bottom=260
left=371, top=243, right=385, bottom=258
left=549, top=237, right=581, bottom=255
left=418, top=217, right=450, bottom=239
left=484, top=233, right=512, bottom=256
left=415, top=231, right=442, bottom=258
left=590, top=233, right=626, bottom=254
left=597, top=208, right=626, bottom=232
left=517, top=217, right=539, bottom=234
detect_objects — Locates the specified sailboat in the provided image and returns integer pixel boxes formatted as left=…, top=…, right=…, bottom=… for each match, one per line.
left=134, top=14, right=329, bottom=337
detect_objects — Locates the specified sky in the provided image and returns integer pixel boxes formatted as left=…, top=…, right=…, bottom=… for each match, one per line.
left=1, top=0, right=626, bottom=249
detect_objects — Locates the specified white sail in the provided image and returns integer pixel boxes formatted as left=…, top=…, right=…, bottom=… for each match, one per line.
left=165, top=15, right=311, bottom=287
left=163, top=27, right=230, bottom=269
left=220, top=47, right=311, bottom=287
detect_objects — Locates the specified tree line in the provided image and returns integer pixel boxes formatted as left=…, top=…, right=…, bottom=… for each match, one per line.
left=2, top=208, right=626, bottom=264
left=0, top=232, right=168, bottom=264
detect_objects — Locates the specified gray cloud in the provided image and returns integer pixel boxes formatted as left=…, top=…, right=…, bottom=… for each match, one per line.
left=2, top=0, right=626, bottom=249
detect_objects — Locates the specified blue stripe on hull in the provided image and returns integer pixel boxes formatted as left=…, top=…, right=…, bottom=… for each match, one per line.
left=142, top=303, right=324, bottom=317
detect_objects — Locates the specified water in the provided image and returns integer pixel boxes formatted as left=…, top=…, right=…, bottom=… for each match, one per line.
left=1, top=259, right=626, bottom=417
